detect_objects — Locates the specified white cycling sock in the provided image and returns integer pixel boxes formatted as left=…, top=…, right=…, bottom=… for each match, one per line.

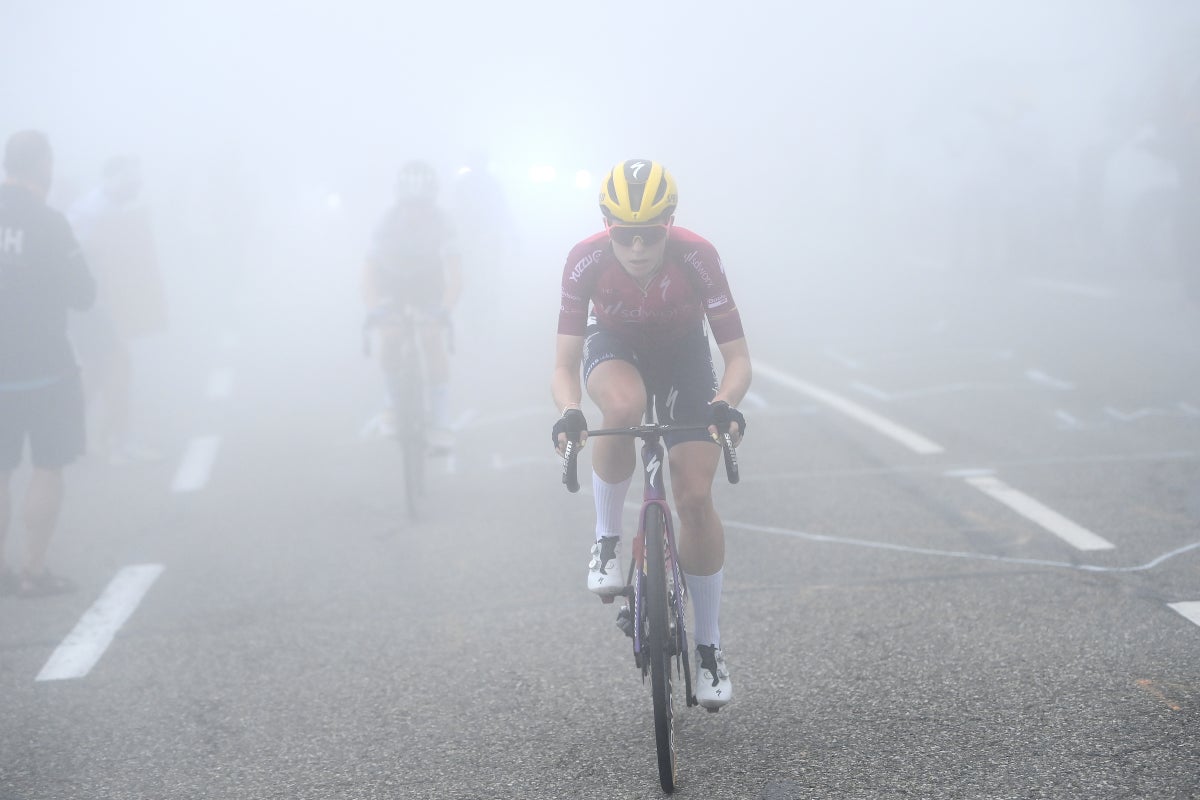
left=684, top=568, right=723, bottom=648
left=593, top=473, right=632, bottom=541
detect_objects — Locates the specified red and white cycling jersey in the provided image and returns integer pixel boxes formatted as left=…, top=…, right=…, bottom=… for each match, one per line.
left=557, top=226, right=744, bottom=351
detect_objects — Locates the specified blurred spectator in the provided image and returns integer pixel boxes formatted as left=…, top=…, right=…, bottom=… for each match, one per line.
left=0, top=130, right=96, bottom=597
left=1151, top=72, right=1200, bottom=300
left=69, top=156, right=168, bottom=464
left=450, top=150, right=515, bottom=345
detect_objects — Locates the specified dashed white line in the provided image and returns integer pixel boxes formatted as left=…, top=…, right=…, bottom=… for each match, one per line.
left=851, top=381, right=989, bottom=402
left=756, top=361, right=945, bottom=455
left=1025, top=369, right=1074, bottom=391
left=727, top=519, right=1199, bottom=573
left=1024, top=278, right=1117, bottom=299
left=964, top=475, right=1115, bottom=551
left=171, top=435, right=221, bottom=493
left=36, top=564, right=164, bottom=682
left=1055, top=409, right=1085, bottom=429
left=1168, top=601, right=1200, bottom=628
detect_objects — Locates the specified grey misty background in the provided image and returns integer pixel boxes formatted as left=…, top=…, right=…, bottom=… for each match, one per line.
left=2, top=0, right=1198, bottom=367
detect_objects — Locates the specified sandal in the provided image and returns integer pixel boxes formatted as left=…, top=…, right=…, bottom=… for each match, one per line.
left=17, top=569, right=76, bottom=598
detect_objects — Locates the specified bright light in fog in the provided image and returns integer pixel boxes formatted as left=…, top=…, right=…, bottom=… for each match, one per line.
left=325, top=192, right=343, bottom=211
left=529, top=165, right=556, bottom=183
left=575, top=170, right=592, bottom=189
left=457, top=165, right=471, bottom=175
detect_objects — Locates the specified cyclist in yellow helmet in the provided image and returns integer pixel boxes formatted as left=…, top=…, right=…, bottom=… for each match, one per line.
left=551, top=158, right=752, bottom=709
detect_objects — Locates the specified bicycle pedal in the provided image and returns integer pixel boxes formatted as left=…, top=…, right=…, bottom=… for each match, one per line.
left=599, top=594, right=616, bottom=605
left=615, top=606, right=634, bottom=638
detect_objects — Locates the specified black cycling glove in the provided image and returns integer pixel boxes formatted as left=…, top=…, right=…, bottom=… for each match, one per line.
left=709, top=400, right=747, bottom=437
left=552, top=408, right=588, bottom=447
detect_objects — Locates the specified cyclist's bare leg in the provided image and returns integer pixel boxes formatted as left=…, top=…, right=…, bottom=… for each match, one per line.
left=376, top=322, right=407, bottom=379
left=420, top=322, right=449, bottom=386
left=584, top=359, right=645, bottom=483
left=667, top=441, right=724, bottom=575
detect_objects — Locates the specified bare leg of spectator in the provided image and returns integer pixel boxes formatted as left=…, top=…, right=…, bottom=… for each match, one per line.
left=22, top=468, right=63, bottom=578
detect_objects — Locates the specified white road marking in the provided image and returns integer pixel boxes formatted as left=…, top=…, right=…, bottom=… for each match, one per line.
left=943, top=468, right=995, bottom=478
left=964, top=475, right=1115, bottom=551
left=740, top=391, right=768, bottom=409
left=726, top=519, right=1198, bottom=573
left=1024, top=278, right=1116, bottom=299
left=822, top=349, right=861, bottom=369
left=755, top=361, right=945, bottom=455
left=36, top=564, right=164, bottom=682
left=1055, top=409, right=1085, bottom=429
left=1168, top=602, right=1200, bottom=628
left=171, top=435, right=221, bottom=493
left=1025, top=369, right=1075, bottom=391
left=206, top=368, right=234, bottom=400
left=851, top=381, right=990, bottom=402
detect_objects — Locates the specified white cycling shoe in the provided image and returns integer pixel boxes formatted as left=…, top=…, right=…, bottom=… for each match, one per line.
left=694, top=644, right=733, bottom=710
left=587, top=537, right=626, bottom=596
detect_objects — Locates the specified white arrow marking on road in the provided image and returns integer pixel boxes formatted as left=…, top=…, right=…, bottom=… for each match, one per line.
left=964, top=475, right=1115, bottom=551
left=171, top=435, right=221, bottom=493
left=755, top=361, right=945, bottom=455
left=36, top=564, right=164, bottom=682
left=1168, top=601, right=1200, bottom=628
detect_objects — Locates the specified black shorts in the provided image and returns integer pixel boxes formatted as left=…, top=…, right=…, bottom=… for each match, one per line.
left=582, top=325, right=718, bottom=449
left=0, top=372, right=87, bottom=471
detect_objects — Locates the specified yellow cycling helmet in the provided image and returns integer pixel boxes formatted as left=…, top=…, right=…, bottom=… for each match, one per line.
left=599, top=159, right=678, bottom=223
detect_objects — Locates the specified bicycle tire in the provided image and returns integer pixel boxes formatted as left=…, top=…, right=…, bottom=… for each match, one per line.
left=644, top=504, right=677, bottom=793
left=392, top=345, right=426, bottom=521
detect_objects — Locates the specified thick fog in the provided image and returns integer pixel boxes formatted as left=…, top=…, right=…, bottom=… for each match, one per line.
left=4, top=0, right=1199, bottom=381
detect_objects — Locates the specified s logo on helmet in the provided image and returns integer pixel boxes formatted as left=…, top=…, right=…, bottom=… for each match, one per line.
left=628, top=161, right=647, bottom=180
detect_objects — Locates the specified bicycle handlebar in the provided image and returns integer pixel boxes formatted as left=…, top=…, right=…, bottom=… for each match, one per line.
left=561, top=424, right=740, bottom=493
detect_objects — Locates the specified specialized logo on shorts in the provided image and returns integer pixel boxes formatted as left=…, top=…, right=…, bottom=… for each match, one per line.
left=0, top=227, right=25, bottom=255
left=665, top=387, right=679, bottom=421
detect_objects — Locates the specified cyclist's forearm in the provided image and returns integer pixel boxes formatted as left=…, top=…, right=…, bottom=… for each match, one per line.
left=552, top=334, right=586, bottom=414
left=714, top=337, right=752, bottom=407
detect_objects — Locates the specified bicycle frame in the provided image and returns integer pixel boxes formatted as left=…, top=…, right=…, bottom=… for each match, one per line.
left=560, top=405, right=739, bottom=793
left=626, top=428, right=694, bottom=699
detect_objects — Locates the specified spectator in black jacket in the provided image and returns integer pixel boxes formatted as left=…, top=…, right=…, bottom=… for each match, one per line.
left=0, top=130, right=96, bottom=597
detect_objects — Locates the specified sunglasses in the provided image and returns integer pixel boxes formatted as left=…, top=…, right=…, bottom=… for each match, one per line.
left=607, top=223, right=670, bottom=247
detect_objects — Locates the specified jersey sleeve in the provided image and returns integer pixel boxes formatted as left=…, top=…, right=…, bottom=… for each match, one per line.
left=682, top=237, right=744, bottom=344
left=556, top=236, right=606, bottom=337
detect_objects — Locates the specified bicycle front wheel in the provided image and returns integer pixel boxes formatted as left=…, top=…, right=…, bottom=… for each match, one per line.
left=644, top=504, right=677, bottom=793
left=395, top=353, right=426, bottom=521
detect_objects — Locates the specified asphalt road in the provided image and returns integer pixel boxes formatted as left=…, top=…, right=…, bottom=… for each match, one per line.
left=2, top=254, right=1198, bottom=800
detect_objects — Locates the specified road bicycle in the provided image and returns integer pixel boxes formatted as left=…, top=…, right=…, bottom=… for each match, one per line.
left=363, top=303, right=452, bottom=521
left=561, top=402, right=739, bottom=794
